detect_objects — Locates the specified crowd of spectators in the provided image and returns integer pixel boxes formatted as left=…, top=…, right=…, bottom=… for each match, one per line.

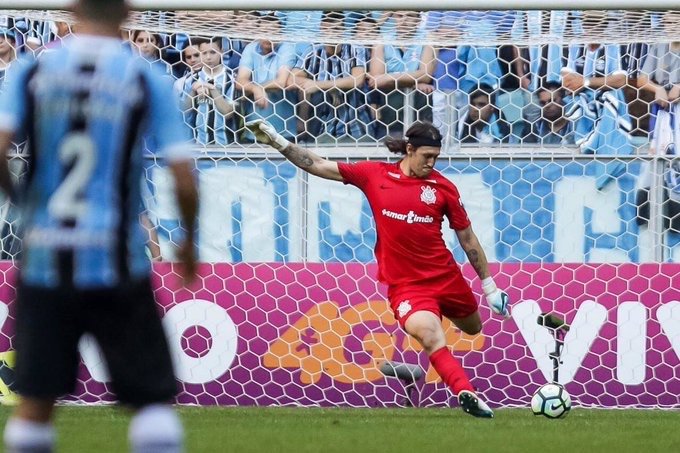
left=0, top=10, right=679, bottom=154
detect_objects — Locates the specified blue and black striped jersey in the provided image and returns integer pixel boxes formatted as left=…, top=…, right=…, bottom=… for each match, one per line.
left=0, top=35, right=190, bottom=288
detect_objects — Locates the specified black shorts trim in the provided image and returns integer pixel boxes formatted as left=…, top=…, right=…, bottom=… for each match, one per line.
left=14, top=279, right=177, bottom=406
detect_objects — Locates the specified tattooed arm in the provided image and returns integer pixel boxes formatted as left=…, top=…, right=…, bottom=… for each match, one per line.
left=279, top=143, right=342, bottom=181
left=455, top=226, right=491, bottom=280
left=246, top=119, right=342, bottom=181
left=456, top=225, right=510, bottom=318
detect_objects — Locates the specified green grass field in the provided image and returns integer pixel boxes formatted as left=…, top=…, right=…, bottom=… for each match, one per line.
left=1, top=406, right=679, bottom=452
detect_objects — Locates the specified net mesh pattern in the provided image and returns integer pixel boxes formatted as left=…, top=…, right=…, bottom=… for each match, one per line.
left=3, top=9, right=680, bottom=46
left=0, top=9, right=678, bottom=409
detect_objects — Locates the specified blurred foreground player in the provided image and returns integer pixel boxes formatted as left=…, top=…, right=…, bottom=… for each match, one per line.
left=0, top=1, right=198, bottom=451
left=247, top=119, right=510, bottom=418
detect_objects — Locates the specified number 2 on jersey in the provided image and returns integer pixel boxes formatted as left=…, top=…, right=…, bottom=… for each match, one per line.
left=47, top=132, right=97, bottom=222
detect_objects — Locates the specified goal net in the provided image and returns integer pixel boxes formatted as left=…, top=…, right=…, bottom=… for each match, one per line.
left=0, top=7, right=678, bottom=409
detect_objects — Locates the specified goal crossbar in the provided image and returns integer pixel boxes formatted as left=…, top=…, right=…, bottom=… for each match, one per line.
left=3, top=0, right=680, bottom=11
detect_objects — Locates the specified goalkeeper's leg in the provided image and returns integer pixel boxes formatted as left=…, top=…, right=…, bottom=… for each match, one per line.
left=404, top=310, right=494, bottom=418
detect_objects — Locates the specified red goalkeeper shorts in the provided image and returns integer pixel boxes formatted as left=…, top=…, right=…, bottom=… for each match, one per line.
left=387, top=272, right=478, bottom=328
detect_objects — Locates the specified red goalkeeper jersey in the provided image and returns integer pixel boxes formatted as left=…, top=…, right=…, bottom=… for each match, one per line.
left=338, top=160, right=471, bottom=287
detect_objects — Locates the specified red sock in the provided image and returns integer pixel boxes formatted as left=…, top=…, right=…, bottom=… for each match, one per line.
left=429, top=347, right=474, bottom=395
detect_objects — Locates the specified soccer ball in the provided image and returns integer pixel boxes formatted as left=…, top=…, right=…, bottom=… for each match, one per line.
left=531, top=383, right=572, bottom=419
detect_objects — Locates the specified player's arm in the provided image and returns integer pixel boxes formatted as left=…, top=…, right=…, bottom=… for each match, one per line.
left=140, top=212, right=162, bottom=261
left=0, top=131, right=13, bottom=198
left=146, top=67, right=199, bottom=281
left=456, top=226, right=491, bottom=280
left=0, top=60, right=33, bottom=200
left=170, top=159, right=198, bottom=251
left=245, top=120, right=342, bottom=181
left=456, top=226, right=510, bottom=318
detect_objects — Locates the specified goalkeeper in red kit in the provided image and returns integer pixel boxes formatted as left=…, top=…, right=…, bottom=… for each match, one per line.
left=246, top=120, right=509, bottom=418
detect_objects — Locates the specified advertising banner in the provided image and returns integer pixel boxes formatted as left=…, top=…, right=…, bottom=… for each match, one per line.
left=0, top=262, right=677, bottom=408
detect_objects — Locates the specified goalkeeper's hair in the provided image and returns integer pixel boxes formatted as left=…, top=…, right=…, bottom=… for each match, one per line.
left=75, top=0, right=128, bottom=25
left=384, top=122, right=442, bottom=155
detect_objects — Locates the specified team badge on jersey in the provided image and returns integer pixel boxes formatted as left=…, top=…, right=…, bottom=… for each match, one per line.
left=397, top=300, right=412, bottom=318
left=420, top=186, right=437, bottom=205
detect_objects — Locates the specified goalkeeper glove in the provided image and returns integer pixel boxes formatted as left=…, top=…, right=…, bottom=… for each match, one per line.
left=245, top=119, right=290, bottom=151
left=482, top=277, right=510, bottom=318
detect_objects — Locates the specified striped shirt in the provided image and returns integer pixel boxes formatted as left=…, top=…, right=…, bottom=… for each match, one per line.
left=640, top=43, right=680, bottom=87
left=0, top=35, right=190, bottom=288
left=624, top=42, right=649, bottom=80
left=296, top=44, right=369, bottom=138
left=515, top=11, right=571, bottom=90
left=298, top=44, right=366, bottom=81
left=564, top=43, right=633, bottom=168
left=186, top=66, right=234, bottom=146
left=566, top=44, right=626, bottom=79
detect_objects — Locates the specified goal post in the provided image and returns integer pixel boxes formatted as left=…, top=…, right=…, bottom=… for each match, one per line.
left=0, top=5, right=679, bottom=409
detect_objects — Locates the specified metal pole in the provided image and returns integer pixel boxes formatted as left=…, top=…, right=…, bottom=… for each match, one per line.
left=403, top=88, right=414, bottom=133
left=299, top=163, right=309, bottom=262
left=648, top=156, right=666, bottom=262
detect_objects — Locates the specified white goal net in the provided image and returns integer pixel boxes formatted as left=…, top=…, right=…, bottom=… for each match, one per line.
left=0, top=7, right=678, bottom=409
